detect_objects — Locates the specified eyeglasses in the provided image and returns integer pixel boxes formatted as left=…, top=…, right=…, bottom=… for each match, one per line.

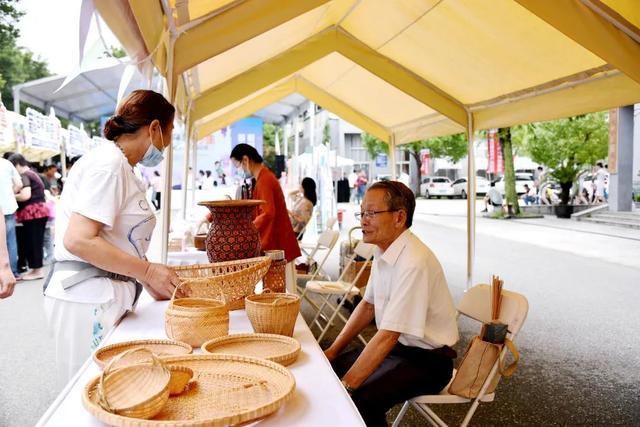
left=354, top=209, right=399, bottom=220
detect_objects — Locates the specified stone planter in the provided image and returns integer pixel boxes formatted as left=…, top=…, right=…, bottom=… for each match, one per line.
left=198, top=200, right=265, bottom=262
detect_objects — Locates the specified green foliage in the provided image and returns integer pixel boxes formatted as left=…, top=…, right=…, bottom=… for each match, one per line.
left=262, top=123, right=282, bottom=171
left=104, top=46, right=126, bottom=59
left=362, top=132, right=389, bottom=159
left=0, top=0, right=50, bottom=111
left=515, top=112, right=608, bottom=204
left=322, top=121, right=331, bottom=146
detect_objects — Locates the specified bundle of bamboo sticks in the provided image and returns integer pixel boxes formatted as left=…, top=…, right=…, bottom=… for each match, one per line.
left=491, top=275, right=504, bottom=320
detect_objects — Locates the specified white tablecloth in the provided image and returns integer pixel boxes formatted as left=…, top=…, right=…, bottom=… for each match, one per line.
left=36, top=293, right=364, bottom=426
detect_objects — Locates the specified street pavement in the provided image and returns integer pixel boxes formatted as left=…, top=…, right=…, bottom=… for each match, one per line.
left=1, top=197, right=639, bottom=426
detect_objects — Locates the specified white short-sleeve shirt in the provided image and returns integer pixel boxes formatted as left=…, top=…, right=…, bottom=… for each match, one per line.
left=0, top=158, right=21, bottom=215
left=45, top=144, right=156, bottom=306
left=363, top=229, right=459, bottom=349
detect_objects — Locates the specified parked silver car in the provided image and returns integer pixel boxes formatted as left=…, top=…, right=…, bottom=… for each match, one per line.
left=451, top=176, right=490, bottom=198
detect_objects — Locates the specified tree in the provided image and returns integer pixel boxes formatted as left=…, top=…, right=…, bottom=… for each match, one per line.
left=0, top=0, right=51, bottom=111
left=362, top=132, right=468, bottom=195
left=498, top=127, right=520, bottom=214
left=262, top=123, right=283, bottom=172
left=516, top=112, right=608, bottom=205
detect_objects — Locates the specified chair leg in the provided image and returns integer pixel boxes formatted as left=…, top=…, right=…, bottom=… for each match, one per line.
left=391, top=401, right=410, bottom=427
left=460, top=399, right=481, bottom=427
left=317, top=293, right=350, bottom=343
left=413, top=402, right=447, bottom=427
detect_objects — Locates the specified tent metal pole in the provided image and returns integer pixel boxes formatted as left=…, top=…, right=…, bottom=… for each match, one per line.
left=389, top=134, right=397, bottom=180
left=465, top=110, right=475, bottom=290
left=182, top=118, right=191, bottom=220
left=160, top=10, right=177, bottom=264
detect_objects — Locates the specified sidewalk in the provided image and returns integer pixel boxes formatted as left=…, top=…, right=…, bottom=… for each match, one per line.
left=408, top=199, right=640, bottom=270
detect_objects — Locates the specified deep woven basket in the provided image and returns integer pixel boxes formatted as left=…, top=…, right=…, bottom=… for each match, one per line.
left=245, top=292, right=300, bottom=337
left=171, top=256, right=271, bottom=310
left=96, top=348, right=170, bottom=420
left=165, top=285, right=229, bottom=347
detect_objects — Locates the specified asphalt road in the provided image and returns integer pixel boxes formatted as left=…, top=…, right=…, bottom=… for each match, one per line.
left=1, top=200, right=639, bottom=426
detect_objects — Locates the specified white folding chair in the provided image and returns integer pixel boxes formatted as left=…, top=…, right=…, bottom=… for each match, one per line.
left=302, top=240, right=375, bottom=345
left=392, top=284, right=529, bottom=427
left=299, top=216, right=337, bottom=257
left=296, top=229, right=341, bottom=290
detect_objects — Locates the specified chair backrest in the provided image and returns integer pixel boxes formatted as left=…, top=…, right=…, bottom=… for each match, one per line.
left=317, top=229, right=340, bottom=250
left=354, top=241, right=375, bottom=259
left=325, top=217, right=337, bottom=230
left=458, top=284, right=528, bottom=337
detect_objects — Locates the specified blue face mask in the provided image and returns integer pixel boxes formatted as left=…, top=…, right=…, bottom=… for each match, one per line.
left=140, top=130, right=165, bottom=167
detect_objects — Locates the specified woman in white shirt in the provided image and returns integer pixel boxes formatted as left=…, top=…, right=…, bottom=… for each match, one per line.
left=44, top=90, right=181, bottom=384
left=288, top=177, right=316, bottom=240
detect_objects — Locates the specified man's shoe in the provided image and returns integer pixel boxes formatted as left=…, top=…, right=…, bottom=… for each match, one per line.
left=481, top=209, right=488, bottom=213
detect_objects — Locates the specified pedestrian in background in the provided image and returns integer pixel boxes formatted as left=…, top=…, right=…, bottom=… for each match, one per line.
left=151, top=170, right=162, bottom=210
left=9, top=153, right=49, bottom=280
left=0, top=214, right=16, bottom=298
left=0, top=156, right=22, bottom=277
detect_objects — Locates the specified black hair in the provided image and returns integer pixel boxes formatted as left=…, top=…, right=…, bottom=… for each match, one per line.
left=301, top=177, right=317, bottom=206
left=8, top=153, right=29, bottom=167
left=230, top=143, right=263, bottom=163
left=103, top=90, right=175, bottom=141
left=368, top=180, right=416, bottom=228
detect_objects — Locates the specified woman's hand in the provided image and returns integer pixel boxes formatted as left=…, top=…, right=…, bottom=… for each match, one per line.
left=0, top=265, right=16, bottom=299
left=140, top=262, right=181, bottom=300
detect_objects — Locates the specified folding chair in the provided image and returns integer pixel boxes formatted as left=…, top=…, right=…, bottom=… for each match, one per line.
left=299, top=216, right=337, bottom=257
left=303, top=240, right=375, bottom=345
left=296, top=229, right=341, bottom=292
left=391, top=284, right=529, bottom=427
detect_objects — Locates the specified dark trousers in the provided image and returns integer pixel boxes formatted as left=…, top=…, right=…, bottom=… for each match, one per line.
left=153, top=192, right=161, bottom=210
left=17, top=217, right=47, bottom=270
left=332, top=343, right=454, bottom=427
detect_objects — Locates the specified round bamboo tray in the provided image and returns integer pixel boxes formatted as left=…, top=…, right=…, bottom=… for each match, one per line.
left=93, top=339, right=192, bottom=368
left=245, top=292, right=300, bottom=337
left=82, top=353, right=296, bottom=427
left=201, top=333, right=301, bottom=366
left=165, top=286, right=229, bottom=347
left=171, top=256, right=271, bottom=311
left=97, top=348, right=170, bottom=420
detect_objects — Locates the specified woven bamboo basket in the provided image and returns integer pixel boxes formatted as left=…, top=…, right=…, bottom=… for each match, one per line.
left=93, top=339, right=192, bottom=368
left=82, top=353, right=296, bottom=427
left=97, top=348, right=170, bottom=420
left=165, top=285, right=229, bottom=347
left=201, top=333, right=301, bottom=366
left=171, top=256, right=271, bottom=310
left=245, top=292, right=300, bottom=337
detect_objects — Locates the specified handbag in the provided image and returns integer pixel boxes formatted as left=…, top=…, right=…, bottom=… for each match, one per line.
left=448, top=335, right=519, bottom=399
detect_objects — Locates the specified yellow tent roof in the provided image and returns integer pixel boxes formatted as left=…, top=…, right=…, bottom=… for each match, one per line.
left=95, top=0, right=640, bottom=144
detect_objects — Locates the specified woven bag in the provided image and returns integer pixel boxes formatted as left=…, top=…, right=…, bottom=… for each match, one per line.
left=165, top=285, right=229, bottom=347
left=245, top=291, right=300, bottom=337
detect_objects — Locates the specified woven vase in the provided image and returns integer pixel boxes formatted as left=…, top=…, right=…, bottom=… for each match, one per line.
left=199, top=200, right=265, bottom=262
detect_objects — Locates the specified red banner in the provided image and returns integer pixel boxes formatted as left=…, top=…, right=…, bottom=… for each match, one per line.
left=420, top=149, right=430, bottom=175
left=487, top=129, right=504, bottom=174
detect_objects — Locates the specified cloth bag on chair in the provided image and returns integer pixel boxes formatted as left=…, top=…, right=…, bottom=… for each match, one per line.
left=448, top=336, right=519, bottom=399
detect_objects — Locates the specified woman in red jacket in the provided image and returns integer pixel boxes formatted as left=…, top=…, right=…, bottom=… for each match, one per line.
left=230, top=144, right=301, bottom=291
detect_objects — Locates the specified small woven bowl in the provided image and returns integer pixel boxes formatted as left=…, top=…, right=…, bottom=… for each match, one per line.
left=97, top=348, right=170, bottom=419
left=168, top=365, right=194, bottom=396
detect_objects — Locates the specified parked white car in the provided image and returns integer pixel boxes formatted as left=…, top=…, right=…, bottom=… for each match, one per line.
left=420, top=176, right=454, bottom=198
left=494, top=173, right=535, bottom=195
left=451, top=177, right=490, bottom=198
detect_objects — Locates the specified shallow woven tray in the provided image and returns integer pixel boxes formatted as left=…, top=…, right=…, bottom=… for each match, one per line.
left=83, top=354, right=296, bottom=427
left=93, top=339, right=192, bottom=368
left=201, top=333, right=301, bottom=367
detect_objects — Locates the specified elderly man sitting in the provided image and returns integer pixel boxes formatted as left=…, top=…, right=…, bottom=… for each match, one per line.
left=324, top=181, right=459, bottom=427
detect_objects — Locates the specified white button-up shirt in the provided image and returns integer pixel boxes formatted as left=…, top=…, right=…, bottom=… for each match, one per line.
left=363, top=229, right=459, bottom=349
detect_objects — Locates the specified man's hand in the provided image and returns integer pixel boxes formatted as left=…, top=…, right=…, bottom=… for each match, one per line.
left=0, top=265, right=16, bottom=299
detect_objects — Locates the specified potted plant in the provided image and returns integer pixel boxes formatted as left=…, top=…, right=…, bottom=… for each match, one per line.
left=548, top=157, right=584, bottom=218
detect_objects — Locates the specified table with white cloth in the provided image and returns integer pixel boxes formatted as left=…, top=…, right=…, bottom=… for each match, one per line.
left=36, top=290, right=365, bottom=427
